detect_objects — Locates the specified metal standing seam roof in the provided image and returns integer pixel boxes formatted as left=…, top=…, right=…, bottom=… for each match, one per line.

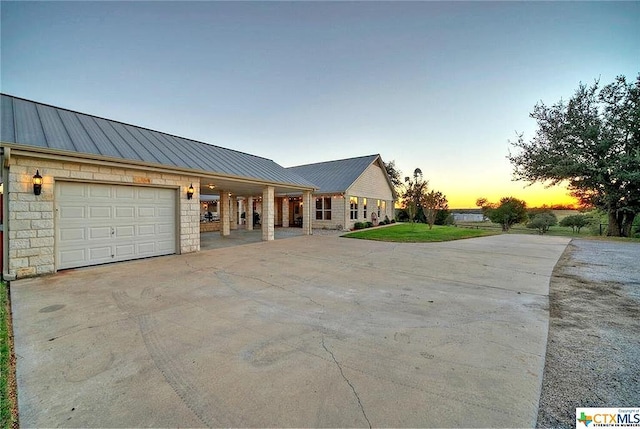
left=286, top=154, right=381, bottom=194
left=0, top=94, right=316, bottom=189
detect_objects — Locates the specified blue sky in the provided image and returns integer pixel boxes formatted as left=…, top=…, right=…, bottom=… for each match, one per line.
left=1, top=1, right=638, bottom=207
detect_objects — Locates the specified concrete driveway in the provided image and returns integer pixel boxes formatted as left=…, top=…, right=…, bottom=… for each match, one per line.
left=11, top=234, right=570, bottom=428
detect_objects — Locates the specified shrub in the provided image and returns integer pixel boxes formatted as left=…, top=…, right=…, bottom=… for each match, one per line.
left=365, top=221, right=374, bottom=228
left=559, top=214, right=590, bottom=233
left=396, top=209, right=409, bottom=222
left=526, top=212, right=557, bottom=234
left=354, top=222, right=365, bottom=230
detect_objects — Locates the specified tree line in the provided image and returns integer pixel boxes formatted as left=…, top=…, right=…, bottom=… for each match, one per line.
left=384, top=73, right=639, bottom=238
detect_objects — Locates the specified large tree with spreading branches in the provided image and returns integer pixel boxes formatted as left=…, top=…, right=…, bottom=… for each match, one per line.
left=508, top=74, right=640, bottom=237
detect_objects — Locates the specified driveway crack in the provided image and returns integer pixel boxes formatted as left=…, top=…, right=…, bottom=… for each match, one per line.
left=321, top=337, right=372, bottom=428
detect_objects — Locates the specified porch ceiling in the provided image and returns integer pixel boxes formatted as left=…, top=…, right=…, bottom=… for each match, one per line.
left=197, top=176, right=313, bottom=198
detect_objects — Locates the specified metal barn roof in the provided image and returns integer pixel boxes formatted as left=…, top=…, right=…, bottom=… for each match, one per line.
left=0, top=94, right=315, bottom=189
left=287, top=154, right=381, bottom=194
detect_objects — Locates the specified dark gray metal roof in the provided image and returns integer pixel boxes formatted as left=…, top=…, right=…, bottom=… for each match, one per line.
left=0, top=94, right=315, bottom=188
left=287, top=154, right=381, bottom=194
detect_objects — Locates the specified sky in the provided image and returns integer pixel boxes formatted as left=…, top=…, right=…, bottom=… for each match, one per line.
left=1, top=1, right=638, bottom=208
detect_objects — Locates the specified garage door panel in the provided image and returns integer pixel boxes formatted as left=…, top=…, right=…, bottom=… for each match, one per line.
left=158, top=223, right=173, bottom=234
left=57, top=182, right=176, bottom=270
left=59, top=227, right=85, bottom=241
left=156, top=240, right=174, bottom=252
left=137, top=188, right=157, bottom=200
left=59, top=249, right=87, bottom=266
left=139, top=224, right=156, bottom=236
left=138, top=207, right=156, bottom=218
left=89, top=226, right=111, bottom=240
left=60, top=206, right=86, bottom=220
left=115, top=206, right=135, bottom=218
left=88, top=247, right=113, bottom=260
left=89, top=186, right=112, bottom=199
left=115, top=226, right=135, bottom=237
left=137, top=242, right=156, bottom=254
left=59, top=182, right=86, bottom=198
left=157, top=207, right=173, bottom=217
left=89, top=206, right=112, bottom=219
left=114, top=244, right=135, bottom=257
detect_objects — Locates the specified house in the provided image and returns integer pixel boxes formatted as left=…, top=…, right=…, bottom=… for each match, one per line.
left=287, top=154, right=396, bottom=230
left=0, top=94, right=317, bottom=279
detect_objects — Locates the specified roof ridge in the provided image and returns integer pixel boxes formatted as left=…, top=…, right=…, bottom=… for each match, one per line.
left=287, top=153, right=379, bottom=169
left=0, top=93, right=276, bottom=163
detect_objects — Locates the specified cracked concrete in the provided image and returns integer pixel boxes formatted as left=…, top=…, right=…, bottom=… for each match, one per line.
left=322, top=337, right=372, bottom=428
left=11, top=233, right=569, bottom=427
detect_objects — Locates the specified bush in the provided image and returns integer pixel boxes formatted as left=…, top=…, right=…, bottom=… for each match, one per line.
left=390, top=219, right=396, bottom=224
left=434, top=209, right=450, bottom=226
left=396, top=209, right=409, bottom=222
left=354, top=222, right=365, bottom=230
left=526, top=212, right=557, bottom=234
left=559, top=214, right=590, bottom=233
left=365, top=221, right=374, bottom=228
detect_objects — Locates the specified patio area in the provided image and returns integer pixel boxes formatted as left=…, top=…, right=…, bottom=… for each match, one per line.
left=200, top=227, right=343, bottom=250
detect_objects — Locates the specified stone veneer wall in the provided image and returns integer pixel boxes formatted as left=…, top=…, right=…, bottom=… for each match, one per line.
left=312, top=194, right=347, bottom=230
left=6, top=155, right=200, bottom=278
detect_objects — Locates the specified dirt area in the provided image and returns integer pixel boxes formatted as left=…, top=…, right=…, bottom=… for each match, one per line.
left=537, top=239, right=640, bottom=428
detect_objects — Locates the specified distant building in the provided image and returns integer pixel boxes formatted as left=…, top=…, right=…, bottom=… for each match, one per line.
left=452, top=212, right=485, bottom=222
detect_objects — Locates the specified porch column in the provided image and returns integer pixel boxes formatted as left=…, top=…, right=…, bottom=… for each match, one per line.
left=246, top=196, right=254, bottom=231
left=219, top=190, right=230, bottom=236
left=231, top=196, right=238, bottom=230
left=344, top=196, right=350, bottom=230
left=262, top=186, right=275, bottom=241
left=303, top=191, right=312, bottom=235
left=282, top=197, right=289, bottom=227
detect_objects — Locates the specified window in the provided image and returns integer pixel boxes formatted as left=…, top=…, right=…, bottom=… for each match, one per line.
left=350, top=196, right=358, bottom=220
left=363, top=198, right=367, bottom=220
left=377, top=199, right=381, bottom=217
left=315, top=197, right=331, bottom=220
left=381, top=200, right=386, bottom=217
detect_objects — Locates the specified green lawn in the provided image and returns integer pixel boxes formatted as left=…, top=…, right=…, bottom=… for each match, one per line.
left=342, top=223, right=499, bottom=242
left=1, top=280, right=17, bottom=429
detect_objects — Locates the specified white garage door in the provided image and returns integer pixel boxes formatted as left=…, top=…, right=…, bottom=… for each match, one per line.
left=56, top=182, right=176, bottom=270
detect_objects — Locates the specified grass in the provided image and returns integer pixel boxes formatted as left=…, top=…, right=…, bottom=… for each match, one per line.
left=1, top=280, right=18, bottom=429
left=342, top=223, right=499, bottom=242
left=455, top=221, right=640, bottom=241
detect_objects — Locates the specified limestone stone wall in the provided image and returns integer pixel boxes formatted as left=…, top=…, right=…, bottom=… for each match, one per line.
left=312, top=195, right=347, bottom=230
left=6, top=155, right=200, bottom=278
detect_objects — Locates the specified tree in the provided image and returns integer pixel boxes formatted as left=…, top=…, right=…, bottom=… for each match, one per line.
left=508, top=74, right=640, bottom=237
left=480, top=197, right=528, bottom=231
left=384, top=160, right=403, bottom=195
left=559, top=214, right=589, bottom=233
left=527, top=212, right=557, bottom=235
left=423, top=190, right=448, bottom=229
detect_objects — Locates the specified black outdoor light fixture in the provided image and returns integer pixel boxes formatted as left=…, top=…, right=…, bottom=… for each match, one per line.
left=33, top=170, right=43, bottom=196
left=187, top=183, right=194, bottom=200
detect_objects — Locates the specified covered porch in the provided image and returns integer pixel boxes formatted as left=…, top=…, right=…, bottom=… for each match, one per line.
left=195, top=175, right=316, bottom=243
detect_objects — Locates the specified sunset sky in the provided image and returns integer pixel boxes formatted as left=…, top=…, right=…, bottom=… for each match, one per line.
left=1, top=2, right=638, bottom=208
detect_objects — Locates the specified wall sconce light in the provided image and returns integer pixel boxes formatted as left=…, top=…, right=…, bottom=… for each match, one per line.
left=187, top=183, right=194, bottom=200
left=33, top=170, right=43, bottom=195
